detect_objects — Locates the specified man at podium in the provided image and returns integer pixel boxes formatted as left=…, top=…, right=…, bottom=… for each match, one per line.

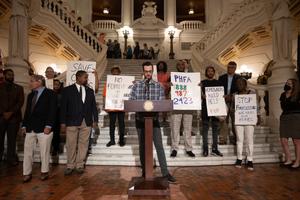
left=129, top=61, right=176, bottom=183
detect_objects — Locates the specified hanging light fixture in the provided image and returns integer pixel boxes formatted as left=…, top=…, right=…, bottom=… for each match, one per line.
left=188, top=8, right=194, bottom=15
left=103, top=8, right=109, bottom=14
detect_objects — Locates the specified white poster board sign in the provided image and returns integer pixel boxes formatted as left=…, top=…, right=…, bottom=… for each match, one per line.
left=171, top=72, right=201, bottom=110
left=105, top=75, right=135, bottom=110
left=45, top=79, right=53, bottom=90
left=66, top=61, right=96, bottom=91
left=205, top=86, right=227, bottom=116
left=235, top=94, right=257, bottom=125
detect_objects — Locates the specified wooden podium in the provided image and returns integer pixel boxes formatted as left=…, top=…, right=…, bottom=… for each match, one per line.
left=124, top=100, right=173, bottom=197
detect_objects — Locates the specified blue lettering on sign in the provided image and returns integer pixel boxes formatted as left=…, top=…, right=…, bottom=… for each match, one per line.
left=174, top=75, right=192, bottom=83
left=173, top=97, right=193, bottom=105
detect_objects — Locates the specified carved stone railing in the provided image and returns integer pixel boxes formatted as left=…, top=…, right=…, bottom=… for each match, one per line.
left=40, top=0, right=101, bottom=53
left=195, top=0, right=271, bottom=56
left=93, top=20, right=120, bottom=32
left=179, top=20, right=206, bottom=31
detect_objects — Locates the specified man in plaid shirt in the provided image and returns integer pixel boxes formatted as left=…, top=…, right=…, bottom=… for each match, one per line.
left=130, top=61, right=176, bottom=183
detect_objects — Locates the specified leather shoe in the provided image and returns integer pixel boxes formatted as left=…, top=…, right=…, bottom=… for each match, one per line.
left=23, top=174, right=32, bottom=183
left=40, top=172, right=49, bottom=181
left=76, top=167, right=84, bottom=174
left=64, top=168, right=73, bottom=176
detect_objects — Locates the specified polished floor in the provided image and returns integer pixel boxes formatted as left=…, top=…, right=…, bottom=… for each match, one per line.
left=0, top=162, right=299, bottom=200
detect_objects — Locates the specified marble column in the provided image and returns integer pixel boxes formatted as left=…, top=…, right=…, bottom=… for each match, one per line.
left=122, top=0, right=132, bottom=26
left=7, top=0, right=30, bottom=86
left=74, top=0, right=92, bottom=26
left=166, top=0, right=176, bottom=26
left=268, top=0, right=296, bottom=132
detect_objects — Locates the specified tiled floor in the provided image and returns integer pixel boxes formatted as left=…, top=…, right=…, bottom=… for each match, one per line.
left=0, top=163, right=299, bottom=200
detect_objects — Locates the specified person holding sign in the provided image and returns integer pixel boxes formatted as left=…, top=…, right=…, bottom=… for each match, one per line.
left=129, top=61, right=176, bottom=183
left=232, top=78, right=258, bottom=171
left=103, top=66, right=126, bottom=147
left=201, top=66, right=223, bottom=157
left=60, top=71, right=98, bottom=176
left=218, top=61, right=241, bottom=145
left=170, top=60, right=196, bottom=158
left=279, top=79, right=300, bottom=169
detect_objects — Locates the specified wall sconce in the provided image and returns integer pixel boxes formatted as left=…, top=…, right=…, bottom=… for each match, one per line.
left=103, top=8, right=109, bottom=14
left=188, top=9, right=194, bottom=15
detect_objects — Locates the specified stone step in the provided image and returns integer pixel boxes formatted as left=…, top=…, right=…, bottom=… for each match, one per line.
left=17, top=152, right=283, bottom=166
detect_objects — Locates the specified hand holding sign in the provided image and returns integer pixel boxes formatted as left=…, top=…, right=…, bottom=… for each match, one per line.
left=234, top=94, right=257, bottom=125
left=171, top=72, right=201, bottom=110
left=205, top=87, right=227, bottom=116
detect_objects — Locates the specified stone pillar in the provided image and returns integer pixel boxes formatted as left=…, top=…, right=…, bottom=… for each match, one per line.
left=122, top=0, right=132, bottom=26
left=267, top=0, right=296, bottom=132
left=74, top=0, right=92, bottom=26
left=166, top=0, right=176, bottom=26
left=7, top=0, right=30, bottom=86
left=205, top=0, right=223, bottom=27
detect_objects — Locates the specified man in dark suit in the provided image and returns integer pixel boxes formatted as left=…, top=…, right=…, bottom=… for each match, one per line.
left=0, top=69, right=24, bottom=165
left=21, top=75, right=57, bottom=182
left=60, top=70, right=98, bottom=175
left=218, top=61, right=240, bottom=145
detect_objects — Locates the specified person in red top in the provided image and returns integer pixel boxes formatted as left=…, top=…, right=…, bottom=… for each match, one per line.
left=103, top=66, right=126, bottom=147
left=157, top=61, right=170, bottom=122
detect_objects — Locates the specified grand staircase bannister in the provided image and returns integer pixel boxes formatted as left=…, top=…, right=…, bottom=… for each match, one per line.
left=194, top=0, right=271, bottom=56
left=40, top=0, right=101, bottom=54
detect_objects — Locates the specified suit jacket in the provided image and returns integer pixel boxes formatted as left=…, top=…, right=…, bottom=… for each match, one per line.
left=218, top=73, right=241, bottom=95
left=60, top=84, right=98, bottom=127
left=22, top=88, right=57, bottom=133
left=0, top=82, right=24, bottom=122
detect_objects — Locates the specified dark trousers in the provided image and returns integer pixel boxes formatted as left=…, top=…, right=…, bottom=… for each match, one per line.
left=0, top=119, right=19, bottom=162
left=202, top=115, right=220, bottom=151
left=51, top=128, right=60, bottom=153
left=136, top=127, right=169, bottom=176
left=109, top=112, right=125, bottom=143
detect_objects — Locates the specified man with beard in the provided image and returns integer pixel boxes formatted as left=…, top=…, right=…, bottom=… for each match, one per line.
left=0, top=69, right=24, bottom=165
left=60, top=70, right=98, bottom=175
left=130, top=62, right=176, bottom=183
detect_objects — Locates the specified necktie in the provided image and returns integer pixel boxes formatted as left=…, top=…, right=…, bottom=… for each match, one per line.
left=31, top=91, right=38, bottom=113
left=79, top=86, right=83, bottom=102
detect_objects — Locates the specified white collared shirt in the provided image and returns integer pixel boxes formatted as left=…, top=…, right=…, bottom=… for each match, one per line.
left=75, top=83, right=86, bottom=103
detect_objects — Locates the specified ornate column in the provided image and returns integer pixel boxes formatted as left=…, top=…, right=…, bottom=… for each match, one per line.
left=122, top=0, right=132, bottom=26
left=7, top=0, right=31, bottom=86
left=268, top=0, right=296, bottom=132
left=166, top=0, right=176, bottom=26
left=74, top=0, right=92, bottom=26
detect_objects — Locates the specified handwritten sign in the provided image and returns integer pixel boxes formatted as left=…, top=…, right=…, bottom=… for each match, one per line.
left=45, top=79, right=53, bottom=90
left=205, top=87, right=227, bottom=116
left=66, top=61, right=96, bottom=91
left=234, top=94, right=257, bottom=125
left=105, top=75, right=135, bottom=110
left=171, top=72, right=201, bottom=110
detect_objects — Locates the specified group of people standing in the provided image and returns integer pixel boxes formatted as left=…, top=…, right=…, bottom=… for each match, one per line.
left=106, top=40, right=160, bottom=60
left=0, top=57, right=299, bottom=185
left=0, top=66, right=99, bottom=183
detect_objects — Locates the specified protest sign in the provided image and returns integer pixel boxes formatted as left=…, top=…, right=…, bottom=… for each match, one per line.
left=205, top=86, right=227, bottom=116
left=171, top=72, right=201, bottom=110
left=235, top=94, right=257, bottom=125
left=105, top=75, right=135, bottom=110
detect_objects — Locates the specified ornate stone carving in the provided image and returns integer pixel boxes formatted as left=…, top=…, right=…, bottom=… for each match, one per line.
left=141, top=1, right=157, bottom=17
